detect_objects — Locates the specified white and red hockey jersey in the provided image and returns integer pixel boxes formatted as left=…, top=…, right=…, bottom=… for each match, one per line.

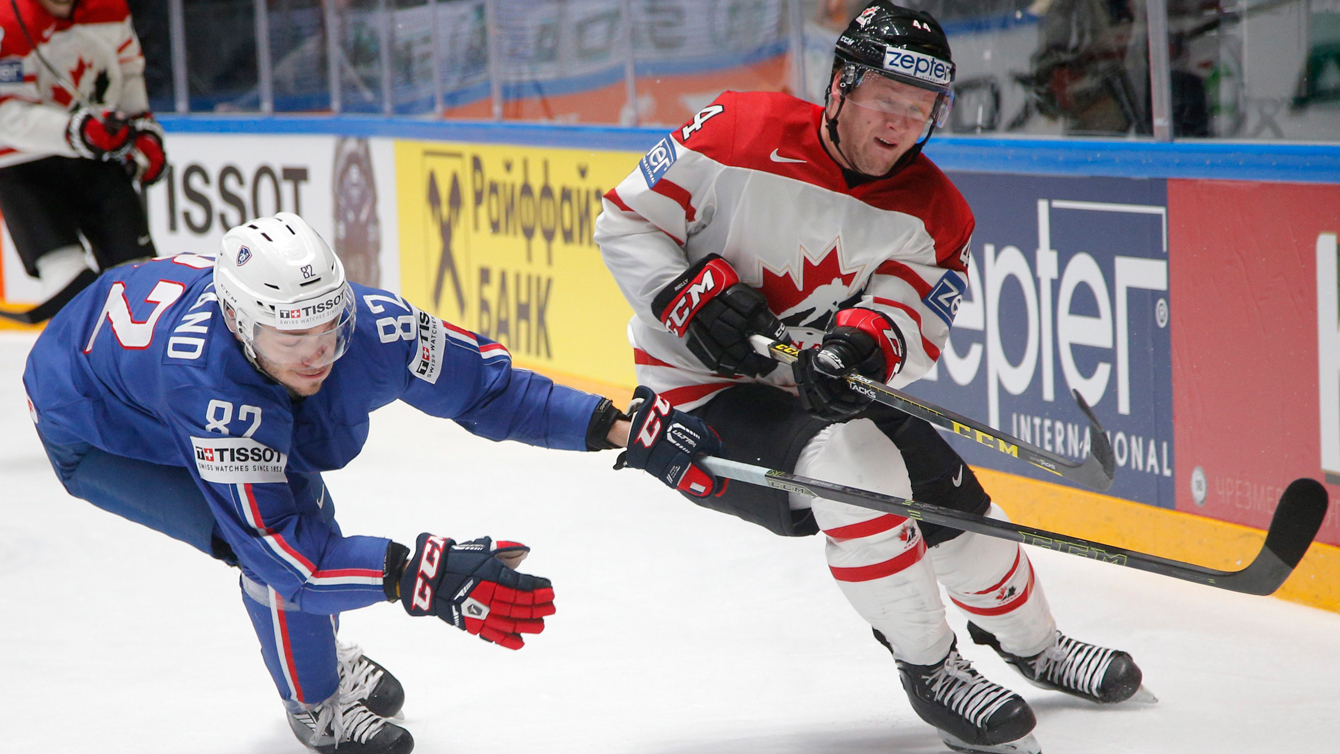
left=596, top=90, right=974, bottom=410
left=0, top=0, right=148, bottom=168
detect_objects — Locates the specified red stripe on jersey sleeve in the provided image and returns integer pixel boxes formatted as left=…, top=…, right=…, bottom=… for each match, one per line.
left=633, top=348, right=677, bottom=369
left=650, top=179, right=697, bottom=223
left=604, top=188, right=633, bottom=213
left=660, top=382, right=735, bottom=408
left=0, top=96, right=42, bottom=108
left=604, top=188, right=685, bottom=246
left=243, top=483, right=318, bottom=575
left=874, top=260, right=932, bottom=297
left=311, top=568, right=385, bottom=580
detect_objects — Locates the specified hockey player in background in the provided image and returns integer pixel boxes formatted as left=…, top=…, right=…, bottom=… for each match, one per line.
left=22, top=212, right=721, bottom=754
left=0, top=0, right=167, bottom=322
left=595, top=3, right=1145, bottom=752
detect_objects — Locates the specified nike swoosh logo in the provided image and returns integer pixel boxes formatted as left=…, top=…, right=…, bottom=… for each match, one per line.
left=137, top=235, right=151, bottom=246
left=952, top=466, right=964, bottom=487
left=769, top=149, right=806, bottom=164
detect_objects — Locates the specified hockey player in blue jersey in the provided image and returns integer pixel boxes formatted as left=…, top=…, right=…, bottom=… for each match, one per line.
left=22, top=212, right=725, bottom=754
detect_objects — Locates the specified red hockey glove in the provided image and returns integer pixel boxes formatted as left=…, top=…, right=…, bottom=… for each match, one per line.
left=651, top=254, right=789, bottom=377
left=391, top=534, right=555, bottom=650
left=123, top=113, right=167, bottom=185
left=616, top=385, right=726, bottom=498
left=794, top=308, right=905, bottom=421
left=65, top=106, right=132, bottom=161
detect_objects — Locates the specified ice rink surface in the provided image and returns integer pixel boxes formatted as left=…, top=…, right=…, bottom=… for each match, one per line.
left=2, top=329, right=1336, bottom=754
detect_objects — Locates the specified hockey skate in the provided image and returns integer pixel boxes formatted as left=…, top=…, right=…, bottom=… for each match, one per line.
left=337, top=641, right=405, bottom=719
left=287, top=695, right=413, bottom=754
left=967, top=622, right=1154, bottom=704
left=896, top=641, right=1042, bottom=754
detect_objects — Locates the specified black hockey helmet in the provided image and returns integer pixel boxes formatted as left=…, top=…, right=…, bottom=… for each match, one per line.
left=823, top=2, right=956, bottom=178
left=833, top=2, right=955, bottom=97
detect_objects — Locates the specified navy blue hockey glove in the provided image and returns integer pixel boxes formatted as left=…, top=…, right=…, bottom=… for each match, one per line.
left=652, top=254, right=789, bottom=378
left=616, top=386, right=726, bottom=498
left=794, top=308, right=906, bottom=421
left=390, top=534, right=555, bottom=650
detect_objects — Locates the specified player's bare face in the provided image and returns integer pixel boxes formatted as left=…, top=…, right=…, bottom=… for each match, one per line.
left=826, top=75, right=939, bottom=175
left=37, top=0, right=76, bottom=18
left=253, top=321, right=340, bottom=396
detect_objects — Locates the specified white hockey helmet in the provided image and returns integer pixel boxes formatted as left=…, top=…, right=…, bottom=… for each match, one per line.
left=214, top=212, right=356, bottom=371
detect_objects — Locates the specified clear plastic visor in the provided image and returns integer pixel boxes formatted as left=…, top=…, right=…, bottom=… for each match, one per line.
left=250, top=295, right=356, bottom=371
left=846, top=73, right=953, bottom=138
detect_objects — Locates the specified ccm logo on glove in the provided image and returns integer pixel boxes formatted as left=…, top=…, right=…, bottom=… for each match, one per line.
left=393, top=534, right=555, bottom=650
left=409, top=534, right=446, bottom=612
left=618, top=385, right=726, bottom=498
left=659, top=257, right=740, bottom=336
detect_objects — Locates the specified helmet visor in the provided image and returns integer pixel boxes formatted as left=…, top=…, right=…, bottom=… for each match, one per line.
left=251, top=292, right=356, bottom=371
left=847, top=73, right=954, bottom=137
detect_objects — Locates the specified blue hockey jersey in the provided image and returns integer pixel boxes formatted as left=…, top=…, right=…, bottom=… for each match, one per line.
left=24, top=254, right=603, bottom=614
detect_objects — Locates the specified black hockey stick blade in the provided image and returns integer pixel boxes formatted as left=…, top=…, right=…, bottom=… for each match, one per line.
left=750, top=336, right=1116, bottom=491
left=696, top=455, right=1328, bottom=596
left=0, top=268, right=98, bottom=325
left=1216, top=478, right=1331, bottom=595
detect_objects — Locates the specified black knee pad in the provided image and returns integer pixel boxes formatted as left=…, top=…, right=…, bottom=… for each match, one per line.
left=688, top=384, right=832, bottom=537
left=865, top=404, right=991, bottom=547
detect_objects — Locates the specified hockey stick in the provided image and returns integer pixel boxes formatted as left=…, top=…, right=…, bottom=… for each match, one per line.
left=752, top=335, right=1116, bottom=491
left=0, top=269, right=98, bottom=325
left=698, top=455, right=1329, bottom=596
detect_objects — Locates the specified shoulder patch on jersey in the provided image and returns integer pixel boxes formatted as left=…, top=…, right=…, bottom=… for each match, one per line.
left=923, top=272, right=966, bottom=327
left=409, top=307, right=446, bottom=384
left=638, top=136, right=678, bottom=189
left=191, top=436, right=287, bottom=483
left=0, top=60, right=23, bottom=84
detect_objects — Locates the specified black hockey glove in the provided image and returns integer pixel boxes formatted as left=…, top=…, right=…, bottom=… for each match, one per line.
left=794, top=308, right=906, bottom=421
left=616, top=385, right=726, bottom=498
left=65, top=105, right=133, bottom=161
left=386, top=534, right=555, bottom=650
left=652, top=254, right=789, bottom=378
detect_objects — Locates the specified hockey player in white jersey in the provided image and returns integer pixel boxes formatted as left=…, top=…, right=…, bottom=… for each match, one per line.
left=595, top=3, right=1144, bottom=752
left=0, top=0, right=167, bottom=322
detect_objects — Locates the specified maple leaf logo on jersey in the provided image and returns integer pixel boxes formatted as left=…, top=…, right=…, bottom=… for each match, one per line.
left=758, top=238, right=866, bottom=330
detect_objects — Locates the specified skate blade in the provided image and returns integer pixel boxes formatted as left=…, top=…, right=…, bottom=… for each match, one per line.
left=938, top=730, right=1042, bottom=754
left=1124, top=684, right=1158, bottom=704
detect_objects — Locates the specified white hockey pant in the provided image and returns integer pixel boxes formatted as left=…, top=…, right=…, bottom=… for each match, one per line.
left=790, top=419, right=1054, bottom=664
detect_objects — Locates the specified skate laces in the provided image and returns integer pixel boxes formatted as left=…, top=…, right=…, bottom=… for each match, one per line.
left=923, top=649, right=1015, bottom=727
left=306, top=693, right=388, bottom=747
left=1028, top=631, right=1115, bottom=698
left=336, top=641, right=385, bottom=703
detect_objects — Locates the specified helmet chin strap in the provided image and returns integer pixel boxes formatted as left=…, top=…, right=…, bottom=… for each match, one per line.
left=825, top=96, right=936, bottom=181
left=824, top=64, right=939, bottom=181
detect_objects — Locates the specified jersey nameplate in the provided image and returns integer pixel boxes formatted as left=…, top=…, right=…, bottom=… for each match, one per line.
left=410, top=308, right=447, bottom=385
left=924, top=272, right=966, bottom=327
left=639, top=136, right=678, bottom=189
left=191, top=436, right=288, bottom=483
